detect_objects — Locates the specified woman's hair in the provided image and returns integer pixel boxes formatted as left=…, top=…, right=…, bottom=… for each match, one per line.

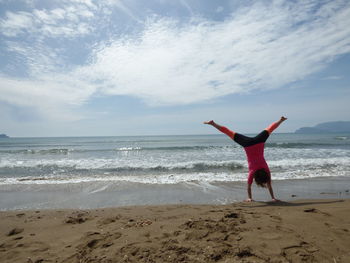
left=253, top=169, right=270, bottom=187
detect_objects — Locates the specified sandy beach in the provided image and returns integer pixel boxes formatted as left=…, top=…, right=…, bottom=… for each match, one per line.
left=0, top=199, right=349, bottom=263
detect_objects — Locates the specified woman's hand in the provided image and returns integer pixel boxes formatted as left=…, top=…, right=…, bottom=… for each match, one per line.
left=280, top=116, right=287, bottom=122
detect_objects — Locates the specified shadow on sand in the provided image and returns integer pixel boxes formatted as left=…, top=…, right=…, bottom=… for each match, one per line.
left=238, top=199, right=345, bottom=208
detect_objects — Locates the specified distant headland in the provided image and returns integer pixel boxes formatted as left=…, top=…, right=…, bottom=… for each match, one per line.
left=295, top=121, right=350, bottom=134
left=0, top=134, right=9, bottom=138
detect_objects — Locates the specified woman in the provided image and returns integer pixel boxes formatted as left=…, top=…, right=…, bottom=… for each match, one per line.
left=204, top=116, right=287, bottom=202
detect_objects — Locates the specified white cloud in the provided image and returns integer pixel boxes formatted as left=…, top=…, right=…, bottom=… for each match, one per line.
left=0, top=74, right=96, bottom=120
left=79, top=0, right=350, bottom=105
left=0, top=1, right=96, bottom=38
left=99, top=0, right=142, bottom=22
left=179, top=0, right=194, bottom=15
left=67, top=0, right=96, bottom=9
left=0, top=0, right=141, bottom=38
left=323, top=75, right=343, bottom=80
left=216, top=6, right=224, bottom=13
left=1, top=0, right=350, bottom=121
left=0, top=11, right=33, bottom=37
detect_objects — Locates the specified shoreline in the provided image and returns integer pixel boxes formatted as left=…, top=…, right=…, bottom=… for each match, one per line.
left=1, top=199, right=349, bottom=262
left=1, top=176, right=350, bottom=211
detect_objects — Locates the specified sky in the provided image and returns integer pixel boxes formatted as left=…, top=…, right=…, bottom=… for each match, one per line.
left=0, top=0, right=349, bottom=137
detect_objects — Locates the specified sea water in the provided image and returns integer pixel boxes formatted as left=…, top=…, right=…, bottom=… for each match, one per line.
left=1, top=133, right=350, bottom=209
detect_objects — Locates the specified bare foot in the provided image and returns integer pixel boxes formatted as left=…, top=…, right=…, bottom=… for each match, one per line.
left=271, top=198, right=281, bottom=202
left=244, top=198, right=254, bottom=202
left=203, top=120, right=214, bottom=125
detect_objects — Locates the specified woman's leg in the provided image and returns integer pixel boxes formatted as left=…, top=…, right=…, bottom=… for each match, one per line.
left=204, top=118, right=288, bottom=146
left=251, top=130, right=270, bottom=144
left=204, top=120, right=235, bottom=139
left=247, top=116, right=287, bottom=144
left=203, top=120, right=257, bottom=147
left=233, top=133, right=255, bottom=147
left=265, top=116, right=287, bottom=134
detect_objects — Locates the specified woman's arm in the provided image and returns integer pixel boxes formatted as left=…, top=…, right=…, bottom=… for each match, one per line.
left=246, top=184, right=253, bottom=202
left=266, top=182, right=279, bottom=202
left=204, top=120, right=235, bottom=139
left=265, top=116, right=287, bottom=134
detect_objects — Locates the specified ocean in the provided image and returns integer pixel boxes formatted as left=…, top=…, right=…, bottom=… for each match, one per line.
left=1, top=133, right=350, bottom=210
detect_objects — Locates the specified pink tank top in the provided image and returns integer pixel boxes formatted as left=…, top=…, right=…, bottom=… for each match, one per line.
left=244, top=142, right=270, bottom=184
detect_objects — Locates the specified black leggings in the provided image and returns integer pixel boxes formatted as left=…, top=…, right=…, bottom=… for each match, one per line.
left=234, top=130, right=269, bottom=147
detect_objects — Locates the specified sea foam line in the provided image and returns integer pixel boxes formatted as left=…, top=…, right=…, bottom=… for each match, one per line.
left=0, top=166, right=349, bottom=186
left=1, top=156, right=349, bottom=170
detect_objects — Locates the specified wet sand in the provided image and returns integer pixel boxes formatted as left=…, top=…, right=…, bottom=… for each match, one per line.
left=0, top=199, right=349, bottom=263
left=1, top=177, right=350, bottom=211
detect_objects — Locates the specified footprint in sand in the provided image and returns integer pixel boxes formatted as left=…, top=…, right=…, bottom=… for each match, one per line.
left=270, top=215, right=282, bottom=222
left=85, top=231, right=101, bottom=236
left=7, top=228, right=24, bottom=236
left=184, top=230, right=209, bottom=240
left=261, top=232, right=282, bottom=240
left=16, top=213, right=25, bottom=218
left=282, top=241, right=318, bottom=261
left=97, top=216, right=120, bottom=225
left=162, top=232, right=171, bottom=238
left=224, top=212, right=239, bottom=219
left=65, top=216, right=88, bottom=224
left=303, top=208, right=317, bottom=213
left=81, top=231, right=122, bottom=250
left=303, top=208, right=331, bottom=216
left=84, top=239, right=99, bottom=249
left=65, top=212, right=90, bottom=224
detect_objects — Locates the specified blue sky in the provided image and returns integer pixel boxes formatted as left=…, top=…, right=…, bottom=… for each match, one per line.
left=0, top=0, right=349, bottom=137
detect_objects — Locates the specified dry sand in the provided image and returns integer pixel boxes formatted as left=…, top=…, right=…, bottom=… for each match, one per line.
left=0, top=199, right=349, bottom=263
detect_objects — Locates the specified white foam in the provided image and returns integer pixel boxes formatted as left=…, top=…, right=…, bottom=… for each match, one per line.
left=268, top=157, right=350, bottom=168
left=0, top=172, right=247, bottom=185
left=1, top=164, right=349, bottom=186
left=0, top=158, right=244, bottom=170
left=116, top=147, right=142, bottom=151
left=335, top=136, right=348, bottom=140
left=1, top=155, right=349, bottom=172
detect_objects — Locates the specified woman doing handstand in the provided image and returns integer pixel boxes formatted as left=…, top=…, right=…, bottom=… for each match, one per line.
left=204, top=117, right=287, bottom=202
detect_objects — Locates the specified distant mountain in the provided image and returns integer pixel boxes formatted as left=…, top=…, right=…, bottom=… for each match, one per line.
left=295, top=121, right=350, bottom=134
left=0, top=134, right=9, bottom=138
